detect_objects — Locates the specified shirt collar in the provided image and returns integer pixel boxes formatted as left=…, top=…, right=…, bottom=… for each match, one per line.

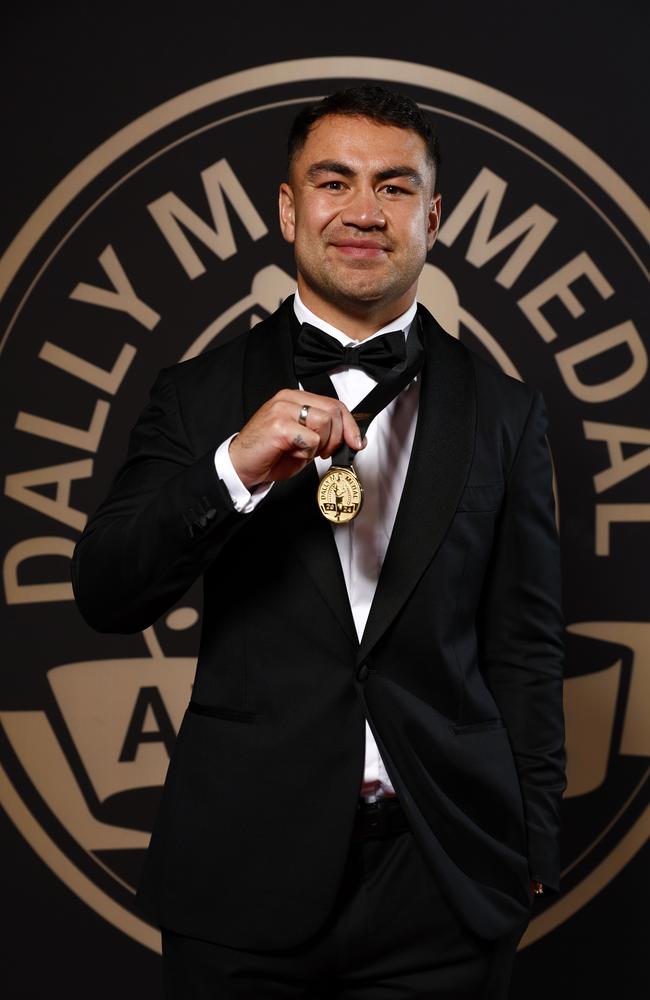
left=293, top=288, right=417, bottom=347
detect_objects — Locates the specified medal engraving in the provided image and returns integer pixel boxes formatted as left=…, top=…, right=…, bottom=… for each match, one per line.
left=317, top=466, right=364, bottom=524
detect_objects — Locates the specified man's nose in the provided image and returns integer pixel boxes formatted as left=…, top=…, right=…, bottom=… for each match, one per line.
left=340, top=187, right=386, bottom=229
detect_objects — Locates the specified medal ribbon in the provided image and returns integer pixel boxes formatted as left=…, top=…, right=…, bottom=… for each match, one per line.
left=297, top=315, right=425, bottom=469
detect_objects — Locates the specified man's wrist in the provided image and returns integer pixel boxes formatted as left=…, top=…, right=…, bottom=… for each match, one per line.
left=214, top=435, right=272, bottom=513
left=228, top=434, right=264, bottom=491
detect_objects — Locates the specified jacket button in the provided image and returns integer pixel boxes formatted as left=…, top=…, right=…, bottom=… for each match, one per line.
left=357, top=663, right=369, bottom=682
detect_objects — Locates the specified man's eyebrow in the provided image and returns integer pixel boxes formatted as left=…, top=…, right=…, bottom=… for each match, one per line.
left=375, top=166, right=424, bottom=186
left=306, top=161, right=355, bottom=179
left=305, top=161, right=424, bottom=186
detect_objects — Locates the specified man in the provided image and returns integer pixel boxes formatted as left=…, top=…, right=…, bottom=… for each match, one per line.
left=72, top=86, right=566, bottom=998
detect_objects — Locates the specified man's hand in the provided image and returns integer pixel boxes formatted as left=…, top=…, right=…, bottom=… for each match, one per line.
left=229, top=389, right=366, bottom=489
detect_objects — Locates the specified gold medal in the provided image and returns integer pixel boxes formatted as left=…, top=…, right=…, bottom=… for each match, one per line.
left=317, top=466, right=364, bottom=524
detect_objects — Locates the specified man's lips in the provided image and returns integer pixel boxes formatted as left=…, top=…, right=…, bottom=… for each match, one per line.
left=329, top=240, right=389, bottom=258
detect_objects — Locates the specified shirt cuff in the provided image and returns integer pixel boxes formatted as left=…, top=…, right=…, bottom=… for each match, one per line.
left=214, top=434, right=273, bottom=513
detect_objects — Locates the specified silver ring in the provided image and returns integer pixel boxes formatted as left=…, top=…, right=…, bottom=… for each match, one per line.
left=298, top=404, right=310, bottom=426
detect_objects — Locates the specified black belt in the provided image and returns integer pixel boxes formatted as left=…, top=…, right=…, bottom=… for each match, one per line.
left=352, top=796, right=410, bottom=842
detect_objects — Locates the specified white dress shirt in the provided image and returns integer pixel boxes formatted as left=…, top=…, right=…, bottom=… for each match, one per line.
left=214, top=290, right=420, bottom=801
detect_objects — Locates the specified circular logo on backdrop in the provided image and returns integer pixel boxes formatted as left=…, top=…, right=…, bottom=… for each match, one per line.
left=1, top=58, right=648, bottom=953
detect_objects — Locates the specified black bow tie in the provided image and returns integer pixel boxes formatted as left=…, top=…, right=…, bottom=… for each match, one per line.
left=294, top=323, right=407, bottom=381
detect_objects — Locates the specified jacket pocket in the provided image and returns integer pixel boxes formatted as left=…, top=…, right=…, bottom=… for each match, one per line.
left=187, top=700, right=258, bottom=724
left=450, top=718, right=505, bottom=735
left=456, top=482, right=505, bottom=512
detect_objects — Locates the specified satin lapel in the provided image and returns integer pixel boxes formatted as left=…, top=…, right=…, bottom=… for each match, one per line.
left=242, top=296, right=298, bottom=420
left=243, top=299, right=357, bottom=645
left=357, top=308, right=477, bottom=665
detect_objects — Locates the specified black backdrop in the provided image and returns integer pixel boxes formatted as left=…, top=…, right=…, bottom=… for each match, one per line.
left=1, top=3, right=648, bottom=997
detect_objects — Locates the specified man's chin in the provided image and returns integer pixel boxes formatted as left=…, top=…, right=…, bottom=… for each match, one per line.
left=330, top=281, right=401, bottom=308
left=318, top=291, right=383, bottom=314
left=320, top=268, right=392, bottom=300
left=298, top=264, right=413, bottom=312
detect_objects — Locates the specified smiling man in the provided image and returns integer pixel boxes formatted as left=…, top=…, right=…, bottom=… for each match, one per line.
left=279, top=113, right=439, bottom=322
left=72, top=86, right=566, bottom=999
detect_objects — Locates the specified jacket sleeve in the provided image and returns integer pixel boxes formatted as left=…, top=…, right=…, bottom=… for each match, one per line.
left=480, top=389, right=566, bottom=891
left=71, top=367, right=245, bottom=634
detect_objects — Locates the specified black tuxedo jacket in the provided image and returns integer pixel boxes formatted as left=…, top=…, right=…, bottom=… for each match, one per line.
left=71, top=297, right=565, bottom=950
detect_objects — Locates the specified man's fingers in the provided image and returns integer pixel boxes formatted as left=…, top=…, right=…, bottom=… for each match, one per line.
left=297, top=404, right=362, bottom=459
left=343, top=408, right=366, bottom=453
left=319, top=406, right=342, bottom=458
left=274, top=390, right=365, bottom=455
left=286, top=424, right=320, bottom=458
left=313, top=397, right=365, bottom=453
left=300, top=406, right=334, bottom=454
left=230, top=388, right=369, bottom=488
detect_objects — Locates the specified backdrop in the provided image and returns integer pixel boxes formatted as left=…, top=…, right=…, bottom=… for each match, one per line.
left=1, top=4, right=648, bottom=997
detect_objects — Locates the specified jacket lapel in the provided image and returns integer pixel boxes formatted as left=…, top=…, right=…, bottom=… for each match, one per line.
left=357, top=307, right=477, bottom=665
left=243, top=298, right=357, bottom=645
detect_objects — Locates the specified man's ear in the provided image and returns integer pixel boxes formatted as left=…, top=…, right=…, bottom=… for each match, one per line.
left=279, top=183, right=296, bottom=243
left=427, top=193, right=442, bottom=251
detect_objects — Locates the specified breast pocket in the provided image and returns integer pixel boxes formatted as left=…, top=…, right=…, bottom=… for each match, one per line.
left=450, top=718, right=505, bottom=735
left=456, top=482, right=505, bottom=513
left=187, top=700, right=258, bottom=724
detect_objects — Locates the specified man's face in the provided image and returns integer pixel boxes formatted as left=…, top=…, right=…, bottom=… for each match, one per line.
left=279, top=114, right=441, bottom=318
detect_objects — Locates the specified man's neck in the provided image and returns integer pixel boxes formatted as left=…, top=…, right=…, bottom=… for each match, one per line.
left=296, top=280, right=416, bottom=341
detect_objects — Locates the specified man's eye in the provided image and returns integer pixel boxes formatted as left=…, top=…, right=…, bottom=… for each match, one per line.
left=382, top=185, right=406, bottom=195
left=322, top=181, right=344, bottom=190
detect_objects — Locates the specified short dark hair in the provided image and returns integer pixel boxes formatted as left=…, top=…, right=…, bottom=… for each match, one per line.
left=287, top=84, right=440, bottom=191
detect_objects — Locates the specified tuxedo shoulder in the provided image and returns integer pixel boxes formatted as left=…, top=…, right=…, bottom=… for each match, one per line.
left=465, top=344, right=539, bottom=412
left=159, top=327, right=250, bottom=393
left=418, top=302, right=539, bottom=413
left=159, top=303, right=288, bottom=397
left=452, top=339, right=548, bottom=477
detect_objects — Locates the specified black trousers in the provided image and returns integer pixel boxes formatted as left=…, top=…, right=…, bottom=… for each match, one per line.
left=161, top=824, right=528, bottom=999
